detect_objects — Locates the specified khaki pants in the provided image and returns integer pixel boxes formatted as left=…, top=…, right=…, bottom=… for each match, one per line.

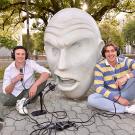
left=0, top=81, right=47, bottom=121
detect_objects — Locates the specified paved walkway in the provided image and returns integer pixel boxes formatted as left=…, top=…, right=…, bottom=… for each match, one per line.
left=1, top=81, right=135, bottom=135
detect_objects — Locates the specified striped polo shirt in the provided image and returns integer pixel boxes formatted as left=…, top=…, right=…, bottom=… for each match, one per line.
left=94, top=56, right=135, bottom=100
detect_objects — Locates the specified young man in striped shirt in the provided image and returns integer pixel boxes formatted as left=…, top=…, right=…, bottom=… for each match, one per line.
left=88, top=42, right=135, bottom=114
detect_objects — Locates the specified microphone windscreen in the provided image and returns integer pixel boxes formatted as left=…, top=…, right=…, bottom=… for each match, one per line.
left=20, top=68, right=23, bottom=81
left=20, top=68, right=23, bottom=74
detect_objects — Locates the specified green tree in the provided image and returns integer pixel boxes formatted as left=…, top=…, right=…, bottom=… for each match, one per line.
left=22, top=34, right=34, bottom=53
left=122, top=19, right=135, bottom=47
left=0, top=0, right=134, bottom=51
left=0, top=27, right=18, bottom=49
left=22, top=32, right=44, bottom=54
left=32, top=32, right=44, bottom=53
left=99, top=19, right=125, bottom=49
left=0, top=36, right=17, bottom=49
left=0, top=14, right=22, bottom=49
left=0, top=0, right=134, bottom=30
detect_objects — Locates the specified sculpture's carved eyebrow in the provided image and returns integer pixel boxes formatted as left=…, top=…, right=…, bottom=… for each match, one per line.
left=45, top=37, right=91, bottom=49
left=70, top=38, right=90, bottom=46
left=45, top=38, right=60, bottom=48
left=45, top=41, right=56, bottom=47
left=46, top=23, right=93, bottom=37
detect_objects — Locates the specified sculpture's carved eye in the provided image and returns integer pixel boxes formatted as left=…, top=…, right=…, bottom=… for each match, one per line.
left=71, top=41, right=81, bottom=50
left=52, top=47, right=60, bottom=57
left=45, top=42, right=60, bottom=61
left=68, top=39, right=88, bottom=57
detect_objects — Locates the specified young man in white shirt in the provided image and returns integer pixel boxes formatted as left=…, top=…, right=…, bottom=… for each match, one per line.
left=0, top=46, right=50, bottom=122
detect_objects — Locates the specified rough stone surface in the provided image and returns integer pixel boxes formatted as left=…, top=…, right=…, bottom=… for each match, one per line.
left=1, top=80, right=135, bottom=135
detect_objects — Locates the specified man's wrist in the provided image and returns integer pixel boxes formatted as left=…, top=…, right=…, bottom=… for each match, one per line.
left=11, top=78, right=17, bottom=84
left=126, top=74, right=130, bottom=79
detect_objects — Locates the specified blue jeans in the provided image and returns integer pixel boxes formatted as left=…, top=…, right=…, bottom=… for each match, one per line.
left=87, top=78, right=135, bottom=113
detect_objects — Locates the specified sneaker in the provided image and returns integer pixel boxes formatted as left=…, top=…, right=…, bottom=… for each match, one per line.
left=16, top=98, right=28, bottom=115
left=125, top=104, right=135, bottom=114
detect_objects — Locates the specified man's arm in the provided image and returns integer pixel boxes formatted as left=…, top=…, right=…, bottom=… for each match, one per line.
left=5, top=74, right=24, bottom=94
left=115, top=72, right=134, bottom=89
left=94, top=65, right=114, bottom=100
left=28, top=72, right=50, bottom=98
left=95, top=67, right=130, bottom=106
left=114, top=58, right=135, bottom=106
left=115, top=58, right=135, bottom=89
left=5, top=82, right=16, bottom=94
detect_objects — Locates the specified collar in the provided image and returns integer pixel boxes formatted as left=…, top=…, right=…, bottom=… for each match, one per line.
left=105, top=57, right=119, bottom=66
left=12, top=60, right=27, bottom=69
left=12, top=61, right=16, bottom=68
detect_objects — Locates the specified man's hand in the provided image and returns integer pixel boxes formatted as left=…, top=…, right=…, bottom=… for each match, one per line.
left=115, top=75, right=128, bottom=89
left=5, top=74, right=24, bottom=94
left=114, top=96, right=129, bottom=106
left=11, top=74, right=24, bottom=84
left=28, top=85, right=37, bottom=98
left=28, top=72, right=50, bottom=98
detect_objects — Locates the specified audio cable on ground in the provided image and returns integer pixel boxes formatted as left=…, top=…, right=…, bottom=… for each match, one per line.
left=4, top=81, right=122, bottom=135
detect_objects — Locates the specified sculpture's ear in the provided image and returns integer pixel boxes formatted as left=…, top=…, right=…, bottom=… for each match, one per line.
left=97, top=40, right=105, bottom=60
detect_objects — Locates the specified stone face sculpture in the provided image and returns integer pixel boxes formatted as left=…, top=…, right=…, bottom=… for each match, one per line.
left=44, top=8, right=104, bottom=99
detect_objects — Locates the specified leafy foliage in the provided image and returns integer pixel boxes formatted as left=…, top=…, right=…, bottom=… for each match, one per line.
left=0, top=36, right=17, bottom=49
left=22, top=31, right=44, bottom=54
left=0, top=0, right=134, bottom=30
left=99, top=19, right=125, bottom=49
left=0, top=0, right=134, bottom=50
left=32, top=32, right=44, bottom=53
left=22, top=34, right=34, bottom=53
left=122, top=19, right=135, bottom=46
left=0, top=67, right=5, bottom=80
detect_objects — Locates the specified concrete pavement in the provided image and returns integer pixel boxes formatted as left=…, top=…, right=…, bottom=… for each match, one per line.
left=0, top=81, right=135, bottom=135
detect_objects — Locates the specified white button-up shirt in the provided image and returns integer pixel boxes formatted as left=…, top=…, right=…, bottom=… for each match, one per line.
left=2, top=59, right=51, bottom=97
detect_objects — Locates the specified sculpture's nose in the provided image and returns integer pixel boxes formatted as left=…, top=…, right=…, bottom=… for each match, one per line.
left=57, top=49, right=68, bottom=70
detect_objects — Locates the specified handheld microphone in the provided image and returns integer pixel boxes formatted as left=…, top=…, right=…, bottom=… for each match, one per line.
left=20, top=68, right=23, bottom=81
left=113, top=75, right=121, bottom=91
left=114, top=76, right=117, bottom=82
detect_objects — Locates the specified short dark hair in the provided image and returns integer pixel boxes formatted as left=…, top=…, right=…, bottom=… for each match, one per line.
left=11, top=46, right=29, bottom=60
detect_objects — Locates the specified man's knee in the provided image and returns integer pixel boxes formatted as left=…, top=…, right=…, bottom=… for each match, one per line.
left=0, top=93, right=16, bottom=106
left=36, top=81, right=47, bottom=94
left=87, top=93, right=101, bottom=106
left=2, top=99, right=16, bottom=106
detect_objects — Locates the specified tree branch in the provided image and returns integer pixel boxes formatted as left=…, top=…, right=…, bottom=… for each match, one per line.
left=50, top=0, right=61, bottom=13
left=92, top=0, right=120, bottom=21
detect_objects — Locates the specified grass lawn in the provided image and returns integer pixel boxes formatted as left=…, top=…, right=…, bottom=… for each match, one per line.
left=0, top=67, right=5, bottom=80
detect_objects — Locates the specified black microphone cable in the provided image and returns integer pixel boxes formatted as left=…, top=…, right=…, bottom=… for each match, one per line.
left=9, top=78, right=123, bottom=135
left=112, top=75, right=122, bottom=117
left=28, top=82, right=121, bottom=135
left=5, top=80, right=123, bottom=135
left=41, top=82, right=68, bottom=120
left=96, top=80, right=122, bottom=118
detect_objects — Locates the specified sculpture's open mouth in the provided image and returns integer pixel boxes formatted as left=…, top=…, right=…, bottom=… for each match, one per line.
left=56, top=76, right=79, bottom=91
left=59, top=77, right=76, bottom=86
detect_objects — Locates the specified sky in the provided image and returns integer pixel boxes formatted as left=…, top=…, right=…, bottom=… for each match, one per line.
left=116, top=12, right=127, bottom=24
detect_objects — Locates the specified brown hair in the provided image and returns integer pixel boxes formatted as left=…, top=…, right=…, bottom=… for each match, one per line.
left=101, top=42, right=120, bottom=58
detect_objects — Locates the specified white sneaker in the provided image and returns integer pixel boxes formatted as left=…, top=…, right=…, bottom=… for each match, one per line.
left=16, top=98, right=28, bottom=115
left=125, top=104, right=135, bottom=114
